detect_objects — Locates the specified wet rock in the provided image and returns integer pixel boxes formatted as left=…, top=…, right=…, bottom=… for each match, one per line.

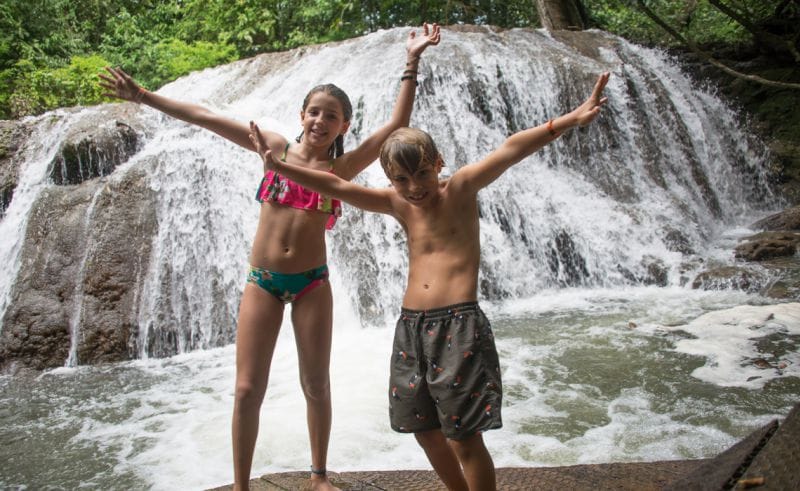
left=0, top=120, right=30, bottom=216
left=751, top=205, right=800, bottom=231
left=546, top=230, right=589, bottom=286
left=0, top=168, right=157, bottom=370
left=663, top=227, right=695, bottom=255
left=0, top=184, right=96, bottom=370
left=691, top=266, right=768, bottom=293
left=49, top=119, right=140, bottom=185
left=643, top=257, right=669, bottom=286
left=616, top=256, right=669, bottom=286
left=734, top=231, right=799, bottom=261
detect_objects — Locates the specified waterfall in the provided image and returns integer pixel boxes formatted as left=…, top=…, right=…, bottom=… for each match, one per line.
left=66, top=187, right=103, bottom=366
left=0, top=27, right=778, bottom=366
left=0, top=114, right=76, bottom=323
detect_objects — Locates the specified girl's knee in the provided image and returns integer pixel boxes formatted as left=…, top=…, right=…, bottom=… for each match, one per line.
left=300, top=375, right=331, bottom=402
left=234, top=380, right=266, bottom=408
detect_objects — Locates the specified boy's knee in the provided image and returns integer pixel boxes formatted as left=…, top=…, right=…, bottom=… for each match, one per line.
left=414, top=429, right=447, bottom=449
left=448, top=433, right=487, bottom=459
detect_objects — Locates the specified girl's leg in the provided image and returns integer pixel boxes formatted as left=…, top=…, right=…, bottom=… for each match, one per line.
left=290, top=282, right=336, bottom=489
left=232, top=284, right=285, bottom=491
left=414, top=429, right=469, bottom=491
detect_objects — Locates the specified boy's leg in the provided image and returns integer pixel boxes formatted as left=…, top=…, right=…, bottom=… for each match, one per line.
left=414, top=429, right=469, bottom=491
left=233, top=284, right=285, bottom=491
left=291, top=283, right=337, bottom=490
left=448, top=433, right=496, bottom=491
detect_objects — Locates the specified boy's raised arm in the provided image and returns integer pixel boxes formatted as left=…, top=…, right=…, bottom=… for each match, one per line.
left=337, top=23, right=441, bottom=180
left=250, top=122, right=395, bottom=214
left=456, top=72, right=610, bottom=192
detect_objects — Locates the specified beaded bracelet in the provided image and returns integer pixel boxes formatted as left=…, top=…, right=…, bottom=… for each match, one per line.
left=400, top=75, right=419, bottom=86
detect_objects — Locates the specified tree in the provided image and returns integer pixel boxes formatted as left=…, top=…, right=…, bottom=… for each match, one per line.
left=632, top=0, right=800, bottom=90
left=535, top=0, right=587, bottom=30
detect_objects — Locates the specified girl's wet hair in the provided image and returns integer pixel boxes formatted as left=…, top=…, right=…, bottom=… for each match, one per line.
left=379, top=128, right=440, bottom=176
left=296, top=84, right=353, bottom=158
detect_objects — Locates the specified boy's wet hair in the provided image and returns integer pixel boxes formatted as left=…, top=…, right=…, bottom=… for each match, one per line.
left=379, top=128, right=440, bottom=177
left=297, top=84, right=353, bottom=158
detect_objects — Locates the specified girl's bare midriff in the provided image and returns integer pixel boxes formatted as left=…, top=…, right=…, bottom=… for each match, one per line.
left=249, top=201, right=330, bottom=273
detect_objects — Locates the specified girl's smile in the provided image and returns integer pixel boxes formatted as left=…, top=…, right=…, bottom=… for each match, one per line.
left=300, top=93, right=349, bottom=146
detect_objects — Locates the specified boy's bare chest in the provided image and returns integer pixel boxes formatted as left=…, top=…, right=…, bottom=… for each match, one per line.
left=404, top=202, right=478, bottom=254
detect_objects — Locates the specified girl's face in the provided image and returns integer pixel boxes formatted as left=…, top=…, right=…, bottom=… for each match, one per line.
left=387, top=158, right=443, bottom=207
left=300, top=92, right=350, bottom=148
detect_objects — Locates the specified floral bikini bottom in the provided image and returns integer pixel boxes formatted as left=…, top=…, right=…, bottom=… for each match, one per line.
left=247, top=264, right=329, bottom=304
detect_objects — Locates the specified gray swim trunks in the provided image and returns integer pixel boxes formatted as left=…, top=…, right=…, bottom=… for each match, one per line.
left=388, top=302, right=503, bottom=440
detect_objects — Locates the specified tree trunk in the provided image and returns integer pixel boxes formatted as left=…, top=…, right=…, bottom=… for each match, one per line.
left=536, top=0, right=585, bottom=31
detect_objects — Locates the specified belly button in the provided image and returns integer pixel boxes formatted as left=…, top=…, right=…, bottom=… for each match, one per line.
left=423, top=284, right=429, bottom=289
left=283, top=247, right=290, bottom=253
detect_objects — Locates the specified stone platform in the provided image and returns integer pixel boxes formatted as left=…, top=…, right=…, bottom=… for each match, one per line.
left=209, top=402, right=799, bottom=490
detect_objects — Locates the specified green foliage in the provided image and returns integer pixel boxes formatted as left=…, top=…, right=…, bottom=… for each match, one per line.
left=0, top=0, right=792, bottom=118
left=146, top=40, right=238, bottom=88
left=584, top=0, right=768, bottom=47
left=2, top=54, right=111, bottom=118
left=176, top=0, right=278, bottom=55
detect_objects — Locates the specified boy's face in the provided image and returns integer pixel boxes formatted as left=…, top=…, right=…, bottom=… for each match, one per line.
left=387, top=158, right=442, bottom=206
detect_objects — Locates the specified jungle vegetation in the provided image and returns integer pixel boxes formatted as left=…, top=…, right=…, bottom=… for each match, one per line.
left=1, top=0, right=797, bottom=119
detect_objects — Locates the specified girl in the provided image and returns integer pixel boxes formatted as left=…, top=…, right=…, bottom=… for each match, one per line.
left=99, top=23, right=440, bottom=491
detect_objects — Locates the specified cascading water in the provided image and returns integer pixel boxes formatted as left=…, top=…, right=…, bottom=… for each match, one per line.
left=0, top=115, right=75, bottom=327
left=0, top=27, right=796, bottom=491
left=0, top=27, right=779, bottom=362
left=65, top=187, right=103, bottom=366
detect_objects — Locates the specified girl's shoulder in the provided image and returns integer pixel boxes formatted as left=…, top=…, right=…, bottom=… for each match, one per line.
left=330, top=151, right=357, bottom=179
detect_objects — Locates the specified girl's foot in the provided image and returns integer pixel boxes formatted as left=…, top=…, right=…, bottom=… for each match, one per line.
left=309, top=473, right=340, bottom=491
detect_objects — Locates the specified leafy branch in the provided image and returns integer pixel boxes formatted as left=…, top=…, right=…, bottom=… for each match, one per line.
left=633, top=0, right=800, bottom=90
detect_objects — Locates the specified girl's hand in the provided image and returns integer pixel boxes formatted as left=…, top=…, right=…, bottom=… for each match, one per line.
left=98, top=67, right=143, bottom=102
left=406, top=22, right=441, bottom=58
left=571, top=72, right=610, bottom=127
left=249, top=121, right=279, bottom=172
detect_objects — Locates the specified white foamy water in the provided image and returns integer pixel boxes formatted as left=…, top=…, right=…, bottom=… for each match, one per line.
left=2, top=288, right=797, bottom=490
left=662, top=303, right=800, bottom=388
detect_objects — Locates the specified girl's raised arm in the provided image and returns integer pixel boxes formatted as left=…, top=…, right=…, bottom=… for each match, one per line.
left=98, top=67, right=286, bottom=152
left=336, top=23, right=441, bottom=181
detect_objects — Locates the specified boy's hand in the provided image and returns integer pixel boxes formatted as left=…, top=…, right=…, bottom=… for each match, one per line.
left=98, top=67, right=142, bottom=102
left=249, top=121, right=278, bottom=171
left=406, top=22, right=441, bottom=58
left=571, top=72, right=610, bottom=127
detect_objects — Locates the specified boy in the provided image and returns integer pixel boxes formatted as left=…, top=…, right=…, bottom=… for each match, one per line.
left=249, top=72, right=610, bottom=490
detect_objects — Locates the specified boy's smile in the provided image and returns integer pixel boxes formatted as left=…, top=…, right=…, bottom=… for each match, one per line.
left=389, top=162, right=442, bottom=206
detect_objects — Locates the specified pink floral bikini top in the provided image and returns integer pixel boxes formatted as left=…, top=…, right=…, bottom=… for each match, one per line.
left=255, top=143, right=342, bottom=230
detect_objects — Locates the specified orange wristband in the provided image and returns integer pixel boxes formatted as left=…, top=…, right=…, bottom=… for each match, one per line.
left=547, top=119, right=560, bottom=137
left=134, top=86, right=147, bottom=103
